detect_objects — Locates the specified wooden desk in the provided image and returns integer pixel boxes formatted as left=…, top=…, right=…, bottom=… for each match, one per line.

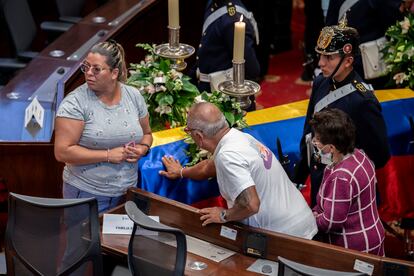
left=101, top=188, right=414, bottom=275
left=102, top=200, right=259, bottom=275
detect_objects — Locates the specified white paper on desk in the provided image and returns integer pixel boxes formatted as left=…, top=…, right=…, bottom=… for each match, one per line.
left=186, top=236, right=235, bottom=262
left=247, top=259, right=279, bottom=276
left=102, top=214, right=159, bottom=235
left=24, top=96, right=45, bottom=129
left=161, top=235, right=235, bottom=263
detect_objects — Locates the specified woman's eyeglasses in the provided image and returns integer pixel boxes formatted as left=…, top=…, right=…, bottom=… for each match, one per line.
left=80, top=63, right=109, bottom=75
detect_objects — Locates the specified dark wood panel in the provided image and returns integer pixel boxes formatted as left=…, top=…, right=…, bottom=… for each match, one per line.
left=110, top=188, right=414, bottom=275
left=40, top=23, right=112, bottom=60
left=0, top=143, right=64, bottom=197
left=0, top=57, right=77, bottom=101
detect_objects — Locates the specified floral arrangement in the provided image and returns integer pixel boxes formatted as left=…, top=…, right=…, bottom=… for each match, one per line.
left=127, top=44, right=199, bottom=131
left=127, top=43, right=248, bottom=165
left=382, top=13, right=414, bottom=89
left=184, top=91, right=248, bottom=166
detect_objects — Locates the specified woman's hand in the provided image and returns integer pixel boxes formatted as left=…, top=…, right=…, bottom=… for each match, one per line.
left=124, top=144, right=147, bottom=163
left=108, top=147, right=128, bottom=164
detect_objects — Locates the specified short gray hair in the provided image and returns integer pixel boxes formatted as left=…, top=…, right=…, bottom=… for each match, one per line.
left=188, top=103, right=228, bottom=137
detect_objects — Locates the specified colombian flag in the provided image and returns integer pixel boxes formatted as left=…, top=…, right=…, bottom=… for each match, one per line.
left=138, top=89, right=414, bottom=221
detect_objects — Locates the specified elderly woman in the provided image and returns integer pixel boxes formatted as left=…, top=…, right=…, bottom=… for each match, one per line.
left=54, top=41, right=152, bottom=213
left=310, top=108, right=385, bottom=256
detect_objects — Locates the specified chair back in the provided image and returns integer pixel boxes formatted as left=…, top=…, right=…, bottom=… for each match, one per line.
left=55, top=0, right=84, bottom=18
left=125, top=201, right=187, bottom=276
left=1, top=0, right=36, bottom=54
left=277, top=256, right=366, bottom=276
left=5, top=193, right=103, bottom=276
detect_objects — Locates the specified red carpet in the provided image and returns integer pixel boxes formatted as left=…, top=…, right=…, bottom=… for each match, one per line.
left=256, top=7, right=311, bottom=108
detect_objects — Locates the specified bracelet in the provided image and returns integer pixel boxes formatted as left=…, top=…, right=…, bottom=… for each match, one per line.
left=106, top=149, right=110, bottom=163
left=180, top=167, right=185, bottom=179
left=138, top=143, right=151, bottom=156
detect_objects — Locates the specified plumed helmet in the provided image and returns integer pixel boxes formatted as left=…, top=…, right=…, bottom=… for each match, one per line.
left=315, top=15, right=360, bottom=56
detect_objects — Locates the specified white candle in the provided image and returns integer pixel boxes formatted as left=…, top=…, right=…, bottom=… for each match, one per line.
left=168, top=0, right=179, bottom=28
left=233, top=15, right=245, bottom=63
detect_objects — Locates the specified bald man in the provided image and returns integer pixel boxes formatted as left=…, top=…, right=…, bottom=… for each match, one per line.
left=160, top=103, right=317, bottom=239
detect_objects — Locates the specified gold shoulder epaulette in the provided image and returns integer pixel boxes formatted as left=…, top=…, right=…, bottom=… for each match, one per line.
left=352, top=80, right=367, bottom=92
left=227, top=2, right=236, bottom=16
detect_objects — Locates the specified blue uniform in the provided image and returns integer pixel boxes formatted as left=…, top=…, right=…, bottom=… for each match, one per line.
left=192, top=0, right=260, bottom=93
left=326, top=0, right=402, bottom=87
left=293, top=71, right=391, bottom=206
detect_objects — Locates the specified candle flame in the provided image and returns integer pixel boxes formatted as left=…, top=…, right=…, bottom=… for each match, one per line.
left=239, top=15, right=243, bottom=22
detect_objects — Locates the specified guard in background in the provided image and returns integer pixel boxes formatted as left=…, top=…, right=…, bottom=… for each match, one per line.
left=190, top=0, right=260, bottom=110
left=292, top=18, right=390, bottom=207
left=326, top=0, right=403, bottom=88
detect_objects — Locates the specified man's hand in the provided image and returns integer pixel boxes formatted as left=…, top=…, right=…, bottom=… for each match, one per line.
left=159, top=156, right=183, bottom=179
left=199, top=207, right=225, bottom=227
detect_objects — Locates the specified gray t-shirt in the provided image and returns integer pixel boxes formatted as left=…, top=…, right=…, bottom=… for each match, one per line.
left=56, top=83, right=148, bottom=196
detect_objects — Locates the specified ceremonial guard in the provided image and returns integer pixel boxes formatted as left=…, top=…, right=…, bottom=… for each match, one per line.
left=326, top=0, right=403, bottom=87
left=293, top=18, right=390, bottom=206
left=191, top=0, right=260, bottom=109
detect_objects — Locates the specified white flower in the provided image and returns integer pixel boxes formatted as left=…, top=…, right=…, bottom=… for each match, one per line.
left=154, top=76, right=166, bottom=84
left=198, top=149, right=210, bottom=158
left=405, top=46, right=414, bottom=58
left=393, top=72, right=408, bottom=84
left=154, top=105, right=172, bottom=115
left=168, top=69, right=183, bottom=80
left=194, top=95, right=206, bottom=103
left=144, top=55, right=154, bottom=63
left=144, top=84, right=155, bottom=94
left=173, top=79, right=183, bottom=91
left=232, top=102, right=241, bottom=109
left=155, top=84, right=167, bottom=92
left=400, top=17, right=411, bottom=34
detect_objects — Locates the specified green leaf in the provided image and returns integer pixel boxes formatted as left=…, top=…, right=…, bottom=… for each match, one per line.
left=159, top=59, right=170, bottom=72
left=224, top=111, right=235, bottom=127
left=182, top=80, right=199, bottom=94
left=155, top=93, right=174, bottom=106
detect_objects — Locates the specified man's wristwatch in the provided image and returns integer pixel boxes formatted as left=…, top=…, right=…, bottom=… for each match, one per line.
left=219, top=209, right=227, bottom=223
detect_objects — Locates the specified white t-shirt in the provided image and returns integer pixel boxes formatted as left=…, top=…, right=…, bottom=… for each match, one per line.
left=214, top=129, right=317, bottom=239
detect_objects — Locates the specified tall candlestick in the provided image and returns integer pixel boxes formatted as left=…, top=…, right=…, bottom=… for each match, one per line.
left=168, top=0, right=179, bottom=28
left=233, top=15, right=245, bottom=63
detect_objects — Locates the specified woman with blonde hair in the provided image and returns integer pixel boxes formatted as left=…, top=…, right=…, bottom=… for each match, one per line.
left=55, top=40, right=152, bottom=212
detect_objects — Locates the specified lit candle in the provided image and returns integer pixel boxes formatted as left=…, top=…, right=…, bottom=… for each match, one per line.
left=233, top=15, right=245, bottom=63
left=168, top=0, right=179, bottom=28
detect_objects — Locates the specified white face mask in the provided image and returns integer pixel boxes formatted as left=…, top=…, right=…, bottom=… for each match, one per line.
left=316, top=145, right=334, bottom=165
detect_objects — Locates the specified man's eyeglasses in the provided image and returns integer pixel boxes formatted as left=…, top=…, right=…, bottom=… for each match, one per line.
left=80, top=63, right=109, bottom=75
left=184, top=126, right=202, bottom=134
